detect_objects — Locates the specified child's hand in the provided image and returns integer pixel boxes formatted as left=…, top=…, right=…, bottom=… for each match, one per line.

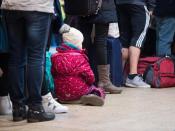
left=0, top=67, right=3, bottom=77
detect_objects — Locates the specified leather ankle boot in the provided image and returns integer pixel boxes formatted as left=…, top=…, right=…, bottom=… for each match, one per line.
left=97, top=65, right=122, bottom=94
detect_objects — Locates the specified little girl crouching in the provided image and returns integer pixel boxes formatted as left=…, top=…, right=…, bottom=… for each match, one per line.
left=51, top=26, right=105, bottom=106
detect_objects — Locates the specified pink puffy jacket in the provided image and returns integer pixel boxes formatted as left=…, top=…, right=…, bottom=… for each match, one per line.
left=51, top=44, right=95, bottom=101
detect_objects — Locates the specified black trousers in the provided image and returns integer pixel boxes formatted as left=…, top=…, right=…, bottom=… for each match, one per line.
left=78, top=20, right=109, bottom=65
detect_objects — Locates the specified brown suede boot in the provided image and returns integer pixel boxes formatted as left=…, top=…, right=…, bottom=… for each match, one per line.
left=97, top=65, right=122, bottom=94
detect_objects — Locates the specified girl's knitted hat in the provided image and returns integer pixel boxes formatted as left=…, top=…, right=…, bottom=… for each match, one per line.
left=59, top=24, right=84, bottom=49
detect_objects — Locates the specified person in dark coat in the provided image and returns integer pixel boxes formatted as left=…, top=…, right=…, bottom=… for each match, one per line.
left=77, top=0, right=122, bottom=94
left=154, top=0, right=175, bottom=57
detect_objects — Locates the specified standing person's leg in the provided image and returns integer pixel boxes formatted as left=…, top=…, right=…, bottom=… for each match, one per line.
left=78, top=19, right=122, bottom=93
left=41, top=23, right=68, bottom=114
left=129, top=6, right=150, bottom=74
left=78, top=19, right=99, bottom=79
left=25, top=11, right=55, bottom=123
left=5, top=10, right=27, bottom=121
left=95, top=23, right=122, bottom=94
left=126, top=5, right=150, bottom=88
left=156, top=17, right=175, bottom=56
left=116, top=5, right=131, bottom=68
left=78, top=19, right=93, bottom=51
left=0, top=53, right=12, bottom=115
left=41, top=54, right=68, bottom=114
left=0, top=53, right=9, bottom=96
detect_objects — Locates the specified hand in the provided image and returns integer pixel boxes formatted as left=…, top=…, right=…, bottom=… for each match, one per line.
left=59, top=24, right=71, bottom=34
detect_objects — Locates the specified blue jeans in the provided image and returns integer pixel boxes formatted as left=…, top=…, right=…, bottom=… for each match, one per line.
left=4, top=10, right=52, bottom=107
left=156, top=17, right=175, bottom=56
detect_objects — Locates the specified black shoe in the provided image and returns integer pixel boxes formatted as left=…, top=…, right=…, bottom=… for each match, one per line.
left=27, top=105, right=55, bottom=123
left=13, top=105, right=26, bottom=122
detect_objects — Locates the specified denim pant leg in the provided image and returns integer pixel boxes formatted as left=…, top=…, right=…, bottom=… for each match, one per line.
left=5, top=11, right=27, bottom=106
left=156, top=17, right=175, bottom=56
left=25, top=12, right=52, bottom=107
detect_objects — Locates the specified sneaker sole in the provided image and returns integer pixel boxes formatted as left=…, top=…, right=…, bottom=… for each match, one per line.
left=125, top=83, right=151, bottom=88
left=81, top=95, right=104, bottom=106
left=53, top=108, right=68, bottom=114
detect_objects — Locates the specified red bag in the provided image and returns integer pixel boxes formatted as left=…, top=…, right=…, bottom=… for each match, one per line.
left=137, top=57, right=161, bottom=75
left=142, top=57, right=175, bottom=88
left=124, top=57, right=160, bottom=77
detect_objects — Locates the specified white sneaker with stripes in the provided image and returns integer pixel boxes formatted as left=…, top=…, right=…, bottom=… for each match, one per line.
left=42, top=93, right=68, bottom=114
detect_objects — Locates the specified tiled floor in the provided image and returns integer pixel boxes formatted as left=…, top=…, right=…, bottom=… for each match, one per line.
left=1, top=88, right=175, bottom=131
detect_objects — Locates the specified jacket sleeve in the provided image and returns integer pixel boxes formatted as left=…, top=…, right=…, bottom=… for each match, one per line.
left=78, top=57, right=95, bottom=85
left=146, top=0, right=156, bottom=11
left=81, top=64, right=95, bottom=85
left=82, top=72, right=95, bottom=85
